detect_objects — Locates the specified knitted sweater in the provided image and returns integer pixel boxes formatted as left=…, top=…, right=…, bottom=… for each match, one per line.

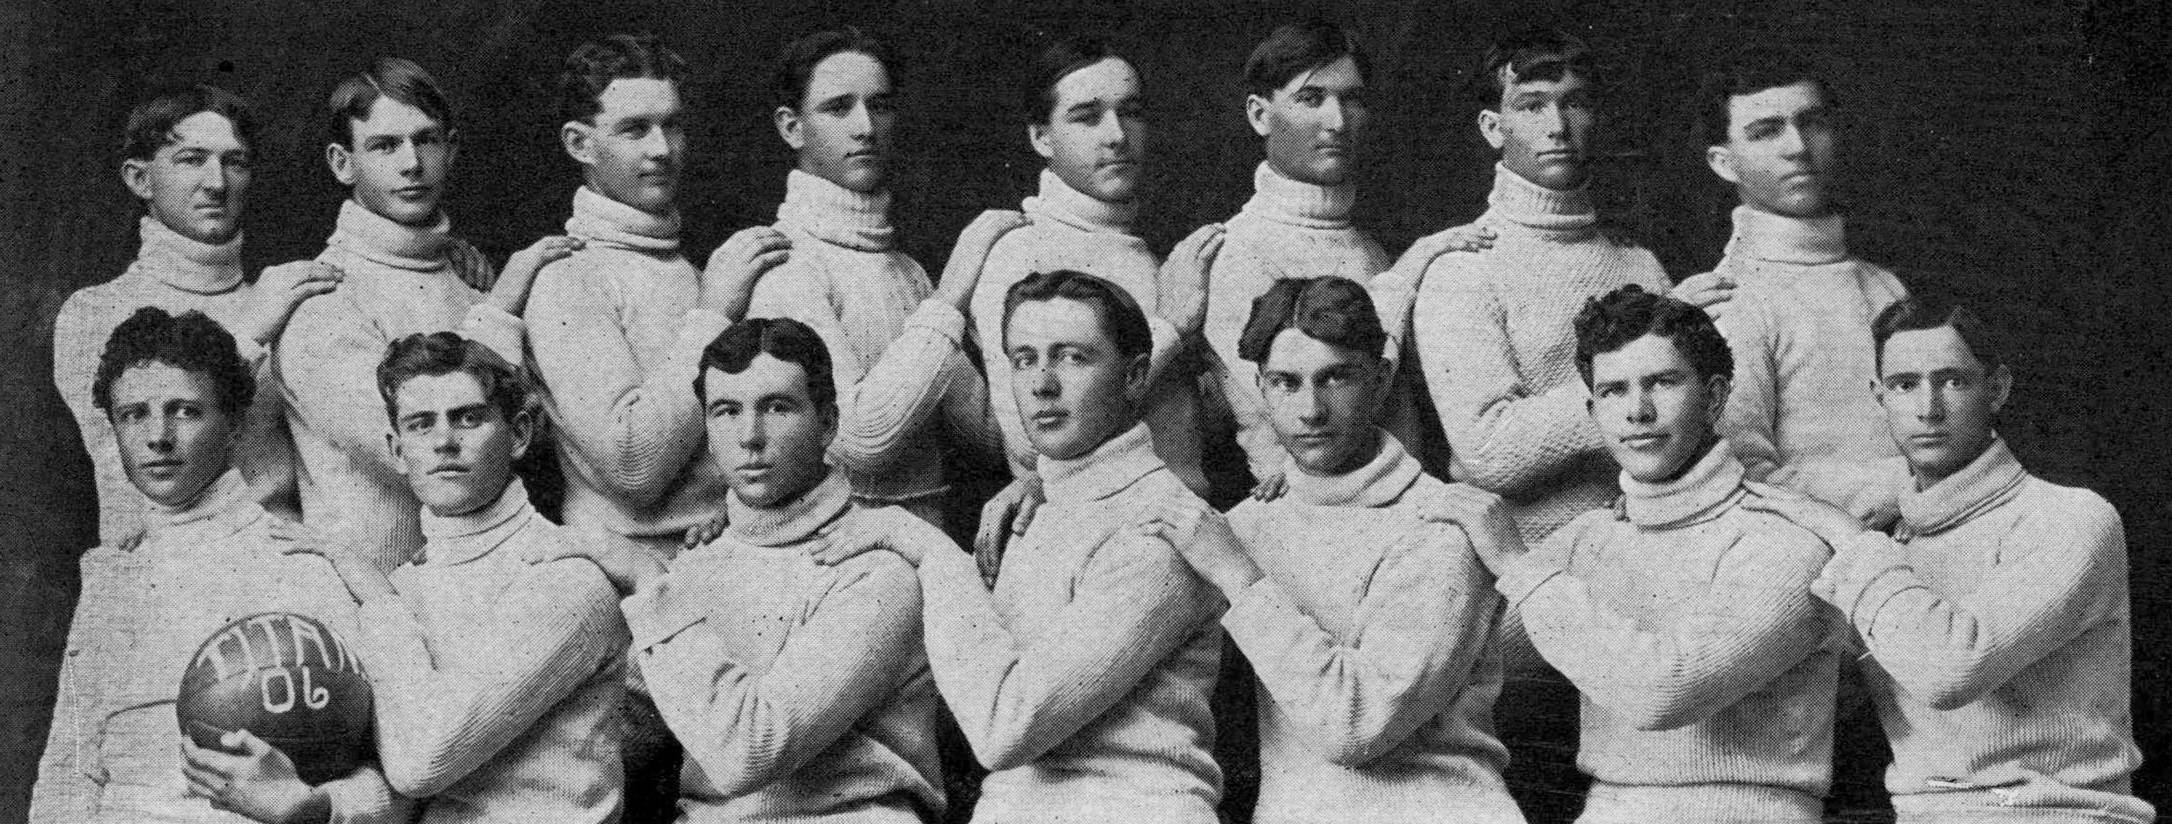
left=351, top=479, right=628, bottom=823
left=527, top=187, right=733, bottom=555
left=277, top=201, right=520, bottom=571
left=30, top=471, right=405, bottom=824
left=968, top=169, right=1204, bottom=493
left=915, top=424, right=1224, bottom=823
left=1818, top=440, right=2152, bottom=823
left=1222, top=435, right=1520, bottom=824
left=1412, top=164, right=1669, bottom=545
left=1493, top=441, right=1838, bottom=821
left=1708, top=206, right=1909, bottom=513
left=623, top=468, right=945, bottom=823
left=746, top=170, right=1003, bottom=517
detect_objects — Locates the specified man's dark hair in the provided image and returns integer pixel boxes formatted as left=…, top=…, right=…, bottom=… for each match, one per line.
left=1244, top=19, right=1369, bottom=99
left=1238, top=276, right=1387, bottom=364
left=774, top=27, right=892, bottom=111
left=92, top=307, right=255, bottom=420
left=1573, top=284, right=1733, bottom=386
left=558, top=34, right=687, bottom=125
left=692, top=317, right=838, bottom=412
left=1024, top=35, right=1132, bottom=125
left=1871, top=295, right=2005, bottom=374
left=326, top=57, right=454, bottom=148
left=1002, top=269, right=1152, bottom=363
left=123, top=84, right=257, bottom=161
left=1469, top=27, right=1594, bottom=111
left=376, top=332, right=531, bottom=425
left=1696, top=46, right=1832, bottom=147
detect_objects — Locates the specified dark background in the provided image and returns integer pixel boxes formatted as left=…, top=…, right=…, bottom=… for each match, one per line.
left=2, top=1, right=2166, bottom=821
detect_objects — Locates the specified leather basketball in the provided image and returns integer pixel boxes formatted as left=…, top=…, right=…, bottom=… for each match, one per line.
left=176, top=612, right=374, bottom=784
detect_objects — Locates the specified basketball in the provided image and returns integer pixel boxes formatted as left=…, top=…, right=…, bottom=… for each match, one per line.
left=176, top=612, right=375, bottom=785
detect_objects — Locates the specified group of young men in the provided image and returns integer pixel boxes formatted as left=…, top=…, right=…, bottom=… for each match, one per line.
left=30, top=16, right=2150, bottom=824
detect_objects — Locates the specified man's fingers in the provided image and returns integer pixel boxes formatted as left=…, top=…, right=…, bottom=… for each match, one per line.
left=1011, top=497, right=1037, bottom=536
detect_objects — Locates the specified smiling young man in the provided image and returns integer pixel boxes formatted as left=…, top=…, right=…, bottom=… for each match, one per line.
left=1433, top=285, right=1838, bottom=824
left=1747, top=297, right=2152, bottom=824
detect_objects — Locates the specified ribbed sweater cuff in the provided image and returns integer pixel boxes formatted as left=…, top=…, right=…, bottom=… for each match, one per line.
left=322, top=764, right=396, bottom=824
left=622, top=583, right=704, bottom=652
left=1830, top=532, right=1916, bottom=633
left=1493, top=552, right=1565, bottom=607
left=1221, top=577, right=1300, bottom=652
left=906, top=299, right=968, bottom=347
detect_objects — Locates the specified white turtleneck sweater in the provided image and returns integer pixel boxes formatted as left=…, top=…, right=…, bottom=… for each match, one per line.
left=1491, top=441, right=1837, bottom=823
left=1221, top=435, right=1520, bottom=824
left=276, top=200, right=521, bottom=571
left=914, top=423, right=1224, bottom=823
left=1411, top=164, right=1670, bottom=545
left=1816, top=440, right=2152, bottom=823
left=744, top=169, right=1004, bottom=521
left=527, top=187, right=732, bottom=557
left=1705, top=205, right=1908, bottom=517
left=968, top=169, right=1206, bottom=494
left=622, top=468, right=947, bottom=823
left=350, top=479, right=627, bottom=823
left=31, top=471, right=406, bottom=824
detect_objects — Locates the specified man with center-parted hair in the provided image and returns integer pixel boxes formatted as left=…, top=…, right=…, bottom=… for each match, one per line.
left=1431, top=285, right=1838, bottom=824
left=282, top=332, right=628, bottom=823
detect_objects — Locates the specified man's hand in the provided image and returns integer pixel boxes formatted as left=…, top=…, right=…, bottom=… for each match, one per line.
left=1671, top=271, right=1736, bottom=319
left=1249, top=471, right=1287, bottom=502
left=1158, top=223, right=1226, bottom=339
left=182, top=730, right=326, bottom=824
left=973, top=476, right=1043, bottom=586
left=1419, top=483, right=1526, bottom=575
left=487, top=235, right=584, bottom=317
left=116, top=526, right=147, bottom=553
left=701, top=226, right=793, bottom=320
left=242, top=261, right=343, bottom=345
left=269, top=519, right=395, bottom=604
left=809, top=515, right=928, bottom=568
left=1136, top=503, right=1258, bottom=596
left=528, top=537, right=666, bottom=597
left=1740, top=481, right=1865, bottom=547
left=681, top=508, right=729, bottom=552
left=933, top=210, right=1031, bottom=311
left=1387, top=221, right=1495, bottom=293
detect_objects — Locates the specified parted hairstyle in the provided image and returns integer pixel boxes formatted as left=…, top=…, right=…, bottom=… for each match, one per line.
left=123, top=84, right=257, bottom=161
left=558, top=33, right=687, bottom=125
left=92, top=307, right=255, bottom=421
left=1245, top=19, right=1369, bottom=99
left=1871, top=294, right=2005, bottom=373
left=692, top=317, right=838, bottom=412
left=1002, top=269, right=1153, bottom=363
left=1696, top=46, right=1832, bottom=147
left=774, top=27, right=892, bottom=110
left=1238, top=276, right=1388, bottom=364
left=1469, top=26, right=1594, bottom=111
left=327, top=56, right=454, bottom=147
left=1573, top=284, right=1734, bottom=386
left=1025, top=35, right=1132, bottom=124
left=376, top=332, right=531, bottom=425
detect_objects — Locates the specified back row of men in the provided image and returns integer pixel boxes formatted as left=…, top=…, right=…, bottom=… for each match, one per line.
left=35, top=19, right=2149, bottom=824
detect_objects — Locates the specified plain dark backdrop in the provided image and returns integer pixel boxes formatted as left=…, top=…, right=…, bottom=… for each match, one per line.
left=2, top=1, right=2166, bottom=821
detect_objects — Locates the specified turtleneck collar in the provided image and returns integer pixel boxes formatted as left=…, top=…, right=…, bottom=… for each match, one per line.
left=1040, top=422, right=1161, bottom=504
left=325, top=198, right=454, bottom=272
left=1722, top=204, right=1849, bottom=266
left=1620, top=438, right=1745, bottom=529
left=1240, top=161, right=1357, bottom=230
left=776, top=169, right=896, bottom=252
left=1485, top=162, right=1597, bottom=234
left=565, top=186, right=682, bottom=253
left=417, top=478, right=533, bottom=566
left=724, top=466, right=854, bottom=547
left=131, top=215, right=244, bottom=294
left=1898, top=437, right=2026, bottom=539
left=1023, top=168, right=1140, bottom=234
left=1283, top=431, right=1421, bottom=508
left=143, top=468, right=255, bottom=535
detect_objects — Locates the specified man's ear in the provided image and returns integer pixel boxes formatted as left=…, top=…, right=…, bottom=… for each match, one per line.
left=774, top=106, right=805, bottom=151
left=1988, top=364, right=2013, bottom=414
left=1028, top=122, right=1055, bottom=161
left=1477, top=108, right=1506, bottom=150
left=1704, top=373, right=1733, bottom=426
left=1245, top=94, right=1273, bottom=138
left=385, top=430, right=403, bottom=464
left=1121, top=351, right=1153, bottom=402
left=1705, top=144, right=1741, bottom=186
left=326, top=142, right=357, bottom=187
left=561, top=120, right=596, bottom=166
left=121, top=157, right=153, bottom=201
left=444, top=128, right=461, bottom=168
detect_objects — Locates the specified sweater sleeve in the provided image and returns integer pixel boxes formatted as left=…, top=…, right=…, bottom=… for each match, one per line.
left=1714, top=290, right=1784, bottom=484
left=917, top=521, right=1218, bottom=771
left=1494, top=522, right=1830, bottom=731
left=50, top=290, right=102, bottom=442
left=28, top=549, right=130, bottom=824
left=968, top=256, right=1034, bottom=476
left=527, top=259, right=725, bottom=508
left=1221, top=517, right=1497, bottom=765
left=277, top=289, right=405, bottom=484
left=352, top=558, right=624, bottom=797
left=1821, top=490, right=2122, bottom=711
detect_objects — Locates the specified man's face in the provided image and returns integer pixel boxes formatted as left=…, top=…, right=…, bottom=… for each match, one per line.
left=1481, top=67, right=1594, bottom=191
left=701, top=356, right=835, bottom=509
left=778, top=51, right=896, bottom=195
left=1250, top=55, right=1369, bottom=186
left=388, top=372, right=528, bottom=518
left=1031, top=57, right=1148, bottom=204
left=1708, top=80, right=1836, bottom=218
left=1258, top=328, right=1384, bottom=476
left=1005, top=297, right=1145, bottom=461
left=1876, top=325, right=2008, bottom=488
left=566, top=77, right=685, bottom=213
left=329, top=95, right=455, bottom=226
left=123, top=111, right=249, bottom=245
left=1587, top=332, right=1728, bottom=483
left=109, top=362, right=238, bottom=509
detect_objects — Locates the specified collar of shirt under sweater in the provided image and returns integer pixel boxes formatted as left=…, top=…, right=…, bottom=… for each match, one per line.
left=1619, top=438, right=1747, bottom=530
left=776, top=168, right=897, bottom=253
left=1238, top=161, right=1358, bottom=230
left=1023, top=167, right=1141, bottom=235
left=1281, top=429, right=1421, bottom=508
left=724, top=466, right=855, bottom=547
left=1484, top=162, right=1599, bottom=238
left=130, top=214, right=244, bottom=294
left=417, top=477, right=536, bottom=566
left=1897, top=436, right=2026, bottom=539
left=1722, top=204, right=1850, bottom=267
left=565, top=185, right=682, bottom=253
left=1039, top=422, right=1162, bottom=504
